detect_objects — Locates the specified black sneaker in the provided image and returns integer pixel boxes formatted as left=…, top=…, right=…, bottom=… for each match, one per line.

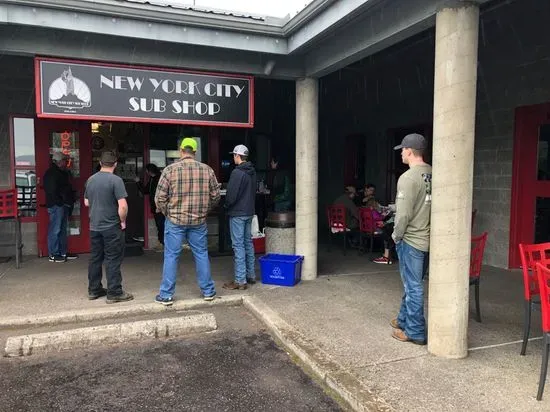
left=54, top=255, right=67, bottom=263
left=63, top=254, right=78, bottom=260
left=203, top=293, right=217, bottom=302
left=106, top=292, right=134, bottom=304
left=155, top=295, right=174, bottom=306
left=246, top=278, right=257, bottom=285
left=48, top=255, right=55, bottom=262
left=88, top=288, right=107, bottom=300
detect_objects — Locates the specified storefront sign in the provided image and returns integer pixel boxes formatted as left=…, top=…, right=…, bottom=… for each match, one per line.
left=35, top=57, right=254, bottom=128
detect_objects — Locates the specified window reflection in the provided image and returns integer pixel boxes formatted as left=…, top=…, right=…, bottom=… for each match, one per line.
left=13, top=118, right=35, bottom=166
left=15, top=169, right=37, bottom=217
left=13, top=117, right=37, bottom=217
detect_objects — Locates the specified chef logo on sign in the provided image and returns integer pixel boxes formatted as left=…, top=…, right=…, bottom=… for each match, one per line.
left=48, top=67, right=91, bottom=111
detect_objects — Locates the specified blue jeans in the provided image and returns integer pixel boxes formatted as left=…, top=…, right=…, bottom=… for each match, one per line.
left=229, top=216, right=255, bottom=284
left=159, top=219, right=216, bottom=298
left=396, top=241, right=429, bottom=341
left=47, top=205, right=68, bottom=257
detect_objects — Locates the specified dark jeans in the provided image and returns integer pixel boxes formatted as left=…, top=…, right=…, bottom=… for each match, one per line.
left=153, top=212, right=165, bottom=245
left=88, top=226, right=125, bottom=297
left=382, top=223, right=394, bottom=251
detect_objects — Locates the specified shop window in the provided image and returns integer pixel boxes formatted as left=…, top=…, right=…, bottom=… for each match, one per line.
left=148, top=124, right=204, bottom=170
left=12, top=117, right=37, bottom=217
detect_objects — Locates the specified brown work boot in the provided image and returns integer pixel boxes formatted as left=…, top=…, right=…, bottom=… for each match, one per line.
left=390, top=318, right=400, bottom=329
left=222, top=281, right=248, bottom=290
left=391, top=329, right=426, bottom=345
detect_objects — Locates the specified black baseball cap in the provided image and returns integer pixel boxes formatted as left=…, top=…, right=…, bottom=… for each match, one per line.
left=394, top=133, right=427, bottom=151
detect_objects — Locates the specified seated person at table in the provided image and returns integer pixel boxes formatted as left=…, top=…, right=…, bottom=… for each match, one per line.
left=368, top=199, right=394, bottom=265
left=362, top=183, right=381, bottom=208
left=333, top=186, right=360, bottom=230
left=365, top=198, right=385, bottom=226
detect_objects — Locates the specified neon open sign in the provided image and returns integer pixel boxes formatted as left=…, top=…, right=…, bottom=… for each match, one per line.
left=60, top=131, right=73, bottom=168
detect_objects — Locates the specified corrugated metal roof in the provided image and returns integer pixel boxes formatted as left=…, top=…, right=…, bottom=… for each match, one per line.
left=118, top=0, right=269, bottom=22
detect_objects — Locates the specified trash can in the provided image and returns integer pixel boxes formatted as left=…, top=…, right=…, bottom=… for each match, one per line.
left=265, top=212, right=296, bottom=255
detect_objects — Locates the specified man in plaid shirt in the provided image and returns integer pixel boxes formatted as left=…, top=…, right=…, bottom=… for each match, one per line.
left=154, top=137, right=221, bottom=305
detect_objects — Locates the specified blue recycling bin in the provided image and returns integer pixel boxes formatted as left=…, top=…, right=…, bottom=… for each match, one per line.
left=259, top=254, right=304, bottom=287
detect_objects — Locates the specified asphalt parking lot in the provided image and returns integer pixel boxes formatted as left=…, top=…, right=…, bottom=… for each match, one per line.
left=0, top=307, right=342, bottom=412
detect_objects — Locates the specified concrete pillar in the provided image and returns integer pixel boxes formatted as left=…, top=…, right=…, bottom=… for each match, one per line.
left=295, top=78, right=319, bottom=280
left=428, top=1, right=479, bottom=358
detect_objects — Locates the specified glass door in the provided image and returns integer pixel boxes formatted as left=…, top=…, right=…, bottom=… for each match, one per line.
left=35, top=119, right=92, bottom=256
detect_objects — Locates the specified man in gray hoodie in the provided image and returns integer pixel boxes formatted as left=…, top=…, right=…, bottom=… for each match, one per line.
left=223, top=144, right=257, bottom=290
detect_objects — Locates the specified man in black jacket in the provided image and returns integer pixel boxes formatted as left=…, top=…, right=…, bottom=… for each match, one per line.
left=135, top=163, right=165, bottom=250
left=43, top=152, right=77, bottom=262
left=223, top=144, right=257, bottom=290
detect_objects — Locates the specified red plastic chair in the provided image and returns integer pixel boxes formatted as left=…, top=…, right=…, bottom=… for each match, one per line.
left=326, top=204, right=350, bottom=255
left=469, top=232, right=488, bottom=322
left=0, top=189, right=22, bottom=268
left=534, top=263, right=550, bottom=400
left=518, top=243, right=550, bottom=355
left=358, top=207, right=382, bottom=254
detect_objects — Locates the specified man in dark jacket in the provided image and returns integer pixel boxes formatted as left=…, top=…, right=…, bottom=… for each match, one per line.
left=223, top=144, right=257, bottom=290
left=135, top=163, right=164, bottom=250
left=43, top=152, right=77, bottom=262
left=267, top=156, right=291, bottom=212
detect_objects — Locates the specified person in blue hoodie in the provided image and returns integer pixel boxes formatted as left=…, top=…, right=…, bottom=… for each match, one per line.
left=223, top=144, right=257, bottom=290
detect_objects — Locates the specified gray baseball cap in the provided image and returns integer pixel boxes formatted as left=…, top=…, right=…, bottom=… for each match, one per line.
left=394, top=133, right=427, bottom=151
left=230, top=144, right=249, bottom=156
left=51, top=152, right=69, bottom=161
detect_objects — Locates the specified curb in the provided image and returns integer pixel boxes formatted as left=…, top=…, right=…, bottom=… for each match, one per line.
left=0, top=295, right=243, bottom=329
left=243, top=296, right=394, bottom=412
left=5, top=312, right=217, bottom=357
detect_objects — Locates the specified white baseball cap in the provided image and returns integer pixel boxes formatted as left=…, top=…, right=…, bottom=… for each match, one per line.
left=230, top=144, right=249, bottom=156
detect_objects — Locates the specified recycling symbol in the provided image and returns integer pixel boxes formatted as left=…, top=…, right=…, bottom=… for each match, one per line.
left=272, top=266, right=282, bottom=276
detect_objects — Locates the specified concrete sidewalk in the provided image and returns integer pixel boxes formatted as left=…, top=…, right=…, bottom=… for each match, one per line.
left=250, top=266, right=548, bottom=411
left=0, top=251, right=548, bottom=410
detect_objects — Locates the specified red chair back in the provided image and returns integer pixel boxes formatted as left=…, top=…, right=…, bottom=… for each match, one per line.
left=327, top=204, right=347, bottom=232
left=359, top=207, right=377, bottom=234
left=518, top=243, right=550, bottom=300
left=535, top=263, right=550, bottom=333
left=470, top=232, right=488, bottom=278
left=0, top=189, right=18, bottom=219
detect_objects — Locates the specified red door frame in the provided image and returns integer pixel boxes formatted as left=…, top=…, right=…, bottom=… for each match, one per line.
left=509, top=103, right=550, bottom=268
left=35, top=119, right=92, bottom=256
